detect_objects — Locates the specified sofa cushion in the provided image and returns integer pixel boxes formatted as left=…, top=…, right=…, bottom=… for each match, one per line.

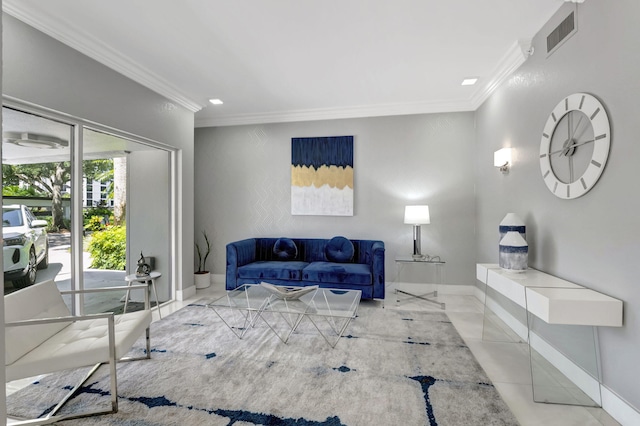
left=238, top=261, right=308, bottom=281
left=325, top=236, right=354, bottom=263
left=303, top=262, right=372, bottom=285
left=273, top=238, right=298, bottom=260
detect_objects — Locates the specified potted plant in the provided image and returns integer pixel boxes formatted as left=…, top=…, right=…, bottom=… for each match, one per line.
left=194, top=231, right=211, bottom=289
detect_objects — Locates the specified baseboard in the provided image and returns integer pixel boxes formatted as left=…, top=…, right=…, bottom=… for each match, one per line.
left=176, top=285, right=197, bottom=301
left=473, top=290, right=640, bottom=424
left=473, top=285, right=485, bottom=302
left=528, top=332, right=601, bottom=404
left=480, top=292, right=601, bottom=404
left=484, top=296, right=528, bottom=341
left=601, top=385, right=640, bottom=426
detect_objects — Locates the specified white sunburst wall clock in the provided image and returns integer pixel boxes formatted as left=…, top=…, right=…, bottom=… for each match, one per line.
left=539, top=93, right=611, bottom=199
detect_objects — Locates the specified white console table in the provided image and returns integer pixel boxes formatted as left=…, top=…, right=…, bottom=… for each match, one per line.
left=476, top=263, right=623, bottom=407
left=476, top=264, right=622, bottom=327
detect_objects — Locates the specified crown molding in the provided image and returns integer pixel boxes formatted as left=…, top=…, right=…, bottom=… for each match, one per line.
left=4, top=1, right=529, bottom=127
left=196, top=41, right=530, bottom=127
left=195, top=99, right=475, bottom=128
left=3, top=1, right=204, bottom=113
left=469, top=40, right=529, bottom=110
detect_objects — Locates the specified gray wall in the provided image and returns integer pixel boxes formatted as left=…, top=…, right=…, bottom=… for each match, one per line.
left=475, top=1, right=640, bottom=410
left=2, top=13, right=195, bottom=292
left=195, top=112, right=477, bottom=287
left=129, top=150, right=171, bottom=300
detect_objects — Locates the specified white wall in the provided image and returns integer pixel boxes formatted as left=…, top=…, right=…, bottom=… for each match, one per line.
left=2, top=13, right=195, bottom=292
left=475, top=1, right=640, bottom=412
left=195, top=112, right=477, bottom=288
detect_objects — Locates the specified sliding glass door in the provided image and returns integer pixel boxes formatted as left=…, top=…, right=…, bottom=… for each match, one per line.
left=2, top=106, right=73, bottom=297
left=2, top=103, right=174, bottom=315
left=81, top=128, right=172, bottom=314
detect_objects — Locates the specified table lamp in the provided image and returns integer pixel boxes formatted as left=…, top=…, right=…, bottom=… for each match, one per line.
left=404, top=205, right=430, bottom=259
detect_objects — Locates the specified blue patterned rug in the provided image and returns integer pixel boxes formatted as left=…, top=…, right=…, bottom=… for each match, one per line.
left=6, top=300, right=518, bottom=425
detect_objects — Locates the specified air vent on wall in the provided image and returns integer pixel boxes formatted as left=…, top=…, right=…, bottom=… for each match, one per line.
left=547, top=10, right=577, bottom=56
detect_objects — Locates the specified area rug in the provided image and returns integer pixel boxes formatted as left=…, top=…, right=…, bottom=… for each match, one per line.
left=6, top=300, right=518, bottom=425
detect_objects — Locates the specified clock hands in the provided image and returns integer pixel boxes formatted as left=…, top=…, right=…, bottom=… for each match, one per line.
left=568, top=113, right=586, bottom=143
left=548, top=138, right=595, bottom=156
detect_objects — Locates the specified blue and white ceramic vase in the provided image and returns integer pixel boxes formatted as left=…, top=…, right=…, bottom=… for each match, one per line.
left=499, top=231, right=528, bottom=272
left=499, top=213, right=526, bottom=242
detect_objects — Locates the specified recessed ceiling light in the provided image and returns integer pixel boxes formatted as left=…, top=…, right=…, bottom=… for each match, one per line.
left=461, top=78, right=478, bottom=86
left=3, top=132, right=68, bottom=149
left=209, top=99, right=224, bottom=105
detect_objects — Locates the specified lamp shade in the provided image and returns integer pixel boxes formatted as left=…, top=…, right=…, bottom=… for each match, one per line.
left=404, top=205, right=430, bottom=225
left=494, top=148, right=511, bottom=167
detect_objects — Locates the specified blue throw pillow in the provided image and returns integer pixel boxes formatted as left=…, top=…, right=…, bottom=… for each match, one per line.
left=325, top=236, right=354, bottom=263
left=273, top=238, right=298, bottom=260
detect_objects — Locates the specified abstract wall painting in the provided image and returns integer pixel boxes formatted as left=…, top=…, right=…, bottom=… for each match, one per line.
left=291, top=136, right=354, bottom=216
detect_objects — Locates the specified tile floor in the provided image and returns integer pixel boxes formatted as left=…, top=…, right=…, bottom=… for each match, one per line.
left=184, top=283, right=621, bottom=426
left=7, top=283, right=622, bottom=425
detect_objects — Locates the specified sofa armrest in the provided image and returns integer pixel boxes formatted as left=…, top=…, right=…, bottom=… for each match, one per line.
left=226, top=238, right=257, bottom=290
left=6, top=284, right=151, bottom=329
left=5, top=312, right=113, bottom=328
left=371, top=241, right=386, bottom=299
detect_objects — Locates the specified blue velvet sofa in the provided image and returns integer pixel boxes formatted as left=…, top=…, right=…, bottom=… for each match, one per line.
left=226, top=237, right=385, bottom=299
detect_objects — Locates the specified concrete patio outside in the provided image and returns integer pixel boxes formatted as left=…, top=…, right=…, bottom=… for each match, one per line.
left=4, top=232, right=150, bottom=314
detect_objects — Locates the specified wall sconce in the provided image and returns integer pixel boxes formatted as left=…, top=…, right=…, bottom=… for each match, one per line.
left=494, top=148, right=512, bottom=174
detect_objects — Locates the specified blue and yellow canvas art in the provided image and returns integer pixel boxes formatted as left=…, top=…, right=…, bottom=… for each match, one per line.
left=291, top=136, right=353, bottom=216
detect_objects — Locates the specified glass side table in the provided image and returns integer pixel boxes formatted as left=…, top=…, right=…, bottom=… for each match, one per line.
left=394, top=256, right=445, bottom=309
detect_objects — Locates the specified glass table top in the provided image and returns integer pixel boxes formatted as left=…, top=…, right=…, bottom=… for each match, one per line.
left=207, top=284, right=361, bottom=317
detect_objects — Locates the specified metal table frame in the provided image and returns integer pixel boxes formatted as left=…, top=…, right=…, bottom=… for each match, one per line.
left=394, top=256, right=445, bottom=309
left=207, top=284, right=361, bottom=347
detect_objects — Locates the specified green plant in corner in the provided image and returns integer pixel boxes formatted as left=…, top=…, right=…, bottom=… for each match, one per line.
left=195, top=231, right=211, bottom=274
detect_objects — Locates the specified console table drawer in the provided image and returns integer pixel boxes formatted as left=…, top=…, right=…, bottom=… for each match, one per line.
left=526, top=287, right=623, bottom=327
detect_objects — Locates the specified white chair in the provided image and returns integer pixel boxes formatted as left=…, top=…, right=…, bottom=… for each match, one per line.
left=5, top=279, right=153, bottom=425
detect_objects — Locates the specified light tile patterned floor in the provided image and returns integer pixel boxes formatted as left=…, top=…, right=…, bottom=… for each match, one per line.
left=186, top=283, right=620, bottom=426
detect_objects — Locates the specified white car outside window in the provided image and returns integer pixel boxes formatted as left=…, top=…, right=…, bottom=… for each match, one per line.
left=3, top=204, right=49, bottom=288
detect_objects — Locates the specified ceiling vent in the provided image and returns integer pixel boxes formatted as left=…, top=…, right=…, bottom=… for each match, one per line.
left=547, top=10, right=577, bottom=56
